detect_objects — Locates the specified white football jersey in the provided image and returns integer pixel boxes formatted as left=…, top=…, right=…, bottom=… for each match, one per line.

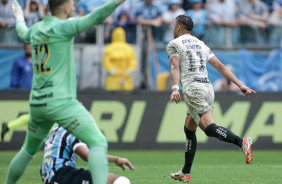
left=166, top=34, right=215, bottom=90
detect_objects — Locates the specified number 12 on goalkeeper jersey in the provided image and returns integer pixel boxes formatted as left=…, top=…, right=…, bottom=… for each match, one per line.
left=34, top=44, right=52, bottom=74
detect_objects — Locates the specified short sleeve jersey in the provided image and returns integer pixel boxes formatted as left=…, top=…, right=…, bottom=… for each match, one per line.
left=166, top=34, right=215, bottom=89
left=41, top=125, right=86, bottom=184
left=26, top=16, right=80, bottom=104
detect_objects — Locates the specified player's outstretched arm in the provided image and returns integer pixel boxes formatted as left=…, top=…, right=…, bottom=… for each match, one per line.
left=108, top=155, right=135, bottom=171
left=12, top=0, right=30, bottom=41
left=209, top=56, right=256, bottom=97
left=75, top=144, right=90, bottom=161
left=77, top=0, right=125, bottom=34
left=76, top=145, right=135, bottom=171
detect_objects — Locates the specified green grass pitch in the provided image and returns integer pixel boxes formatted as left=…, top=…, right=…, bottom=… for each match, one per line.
left=0, top=150, right=282, bottom=184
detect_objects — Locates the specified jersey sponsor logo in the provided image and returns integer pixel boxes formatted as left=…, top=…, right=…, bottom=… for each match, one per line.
left=30, top=103, right=47, bottom=107
left=32, top=92, right=53, bottom=100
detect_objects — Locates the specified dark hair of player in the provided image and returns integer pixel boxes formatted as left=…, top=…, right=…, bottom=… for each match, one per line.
left=175, top=15, right=193, bottom=32
left=48, top=0, right=70, bottom=15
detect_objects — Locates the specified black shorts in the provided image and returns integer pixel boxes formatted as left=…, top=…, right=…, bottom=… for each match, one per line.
left=51, top=166, right=92, bottom=184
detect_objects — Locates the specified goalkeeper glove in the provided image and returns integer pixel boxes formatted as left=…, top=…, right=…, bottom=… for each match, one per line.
left=113, top=0, right=125, bottom=5
left=12, top=0, right=24, bottom=22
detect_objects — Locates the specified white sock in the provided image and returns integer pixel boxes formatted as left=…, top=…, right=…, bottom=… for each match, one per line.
left=113, top=176, right=130, bottom=184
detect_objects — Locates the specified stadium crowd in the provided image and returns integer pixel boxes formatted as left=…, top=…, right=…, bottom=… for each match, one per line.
left=0, top=0, right=281, bottom=45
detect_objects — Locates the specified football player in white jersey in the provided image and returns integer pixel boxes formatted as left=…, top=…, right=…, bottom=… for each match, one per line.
left=166, top=15, right=256, bottom=183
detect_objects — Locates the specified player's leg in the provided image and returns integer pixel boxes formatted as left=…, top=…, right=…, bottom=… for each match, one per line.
left=73, top=123, right=108, bottom=184
left=7, top=114, right=29, bottom=130
left=182, top=114, right=197, bottom=174
left=199, top=110, right=253, bottom=164
left=54, top=99, right=108, bottom=184
left=5, top=114, right=52, bottom=184
left=171, top=91, right=201, bottom=182
left=1, top=114, right=29, bottom=141
left=199, top=110, right=243, bottom=147
left=171, top=114, right=196, bottom=183
left=5, top=132, right=45, bottom=184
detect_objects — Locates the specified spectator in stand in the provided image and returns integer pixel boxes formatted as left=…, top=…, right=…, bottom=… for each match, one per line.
left=269, top=0, right=282, bottom=25
left=24, top=0, right=44, bottom=27
left=182, top=0, right=192, bottom=11
left=186, top=0, right=209, bottom=40
left=154, top=0, right=171, bottom=13
left=134, top=0, right=163, bottom=89
left=269, top=0, right=282, bottom=24
left=115, top=10, right=137, bottom=43
left=76, top=0, right=114, bottom=43
left=0, top=0, right=17, bottom=45
left=273, top=0, right=282, bottom=8
left=238, top=0, right=269, bottom=44
left=11, top=43, right=33, bottom=89
left=261, top=0, right=275, bottom=12
left=183, top=0, right=211, bottom=11
left=135, top=0, right=163, bottom=42
left=203, top=0, right=212, bottom=9
left=116, top=0, right=142, bottom=18
left=268, top=0, right=282, bottom=45
left=78, top=0, right=108, bottom=15
left=162, top=0, right=186, bottom=43
left=40, top=0, right=49, bottom=15
left=103, top=27, right=137, bottom=91
left=208, top=0, right=239, bottom=44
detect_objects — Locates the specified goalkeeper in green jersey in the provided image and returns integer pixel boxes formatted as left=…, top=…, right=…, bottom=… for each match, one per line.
left=5, top=0, right=126, bottom=183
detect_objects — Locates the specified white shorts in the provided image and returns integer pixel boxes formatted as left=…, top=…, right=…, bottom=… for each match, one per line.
left=183, top=82, right=214, bottom=125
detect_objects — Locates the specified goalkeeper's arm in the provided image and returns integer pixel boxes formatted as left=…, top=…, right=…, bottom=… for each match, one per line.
left=77, top=0, right=124, bottom=34
left=12, top=0, right=30, bottom=42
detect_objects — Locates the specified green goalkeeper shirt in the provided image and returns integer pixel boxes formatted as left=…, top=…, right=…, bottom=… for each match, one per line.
left=15, top=0, right=118, bottom=104
left=29, top=16, right=79, bottom=103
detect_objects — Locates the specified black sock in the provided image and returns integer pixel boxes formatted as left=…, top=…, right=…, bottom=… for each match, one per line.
left=182, top=126, right=197, bottom=174
left=204, top=124, right=242, bottom=148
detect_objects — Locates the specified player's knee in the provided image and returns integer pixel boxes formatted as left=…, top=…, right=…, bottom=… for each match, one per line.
left=184, top=126, right=196, bottom=140
left=20, top=148, right=35, bottom=159
left=113, top=176, right=130, bottom=184
left=204, top=123, right=217, bottom=137
left=22, top=133, right=45, bottom=156
left=184, top=126, right=196, bottom=135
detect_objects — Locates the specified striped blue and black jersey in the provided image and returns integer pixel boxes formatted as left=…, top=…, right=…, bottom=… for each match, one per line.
left=41, top=125, right=86, bottom=184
